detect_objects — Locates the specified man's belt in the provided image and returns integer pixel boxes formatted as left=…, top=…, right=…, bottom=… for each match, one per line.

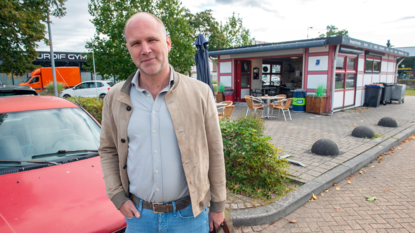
left=131, top=195, right=191, bottom=214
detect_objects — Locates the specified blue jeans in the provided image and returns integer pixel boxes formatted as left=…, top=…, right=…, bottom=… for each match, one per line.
left=125, top=197, right=209, bottom=233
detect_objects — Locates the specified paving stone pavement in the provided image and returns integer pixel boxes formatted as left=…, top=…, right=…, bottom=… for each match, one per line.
left=230, top=97, right=415, bottom=183
left=225, top=97, right=415, bottom=212
left=239, top=135, right=415, bottom=233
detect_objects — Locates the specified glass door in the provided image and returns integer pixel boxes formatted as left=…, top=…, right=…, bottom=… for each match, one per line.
left=235, top=60, right=251, bottom=102
left=334, top=55, right=357, bottom=108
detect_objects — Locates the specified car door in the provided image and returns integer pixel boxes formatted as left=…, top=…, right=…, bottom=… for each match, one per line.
left=85, top=82, right=97, bottom=97
left=72, top=82, right=89, bottom=97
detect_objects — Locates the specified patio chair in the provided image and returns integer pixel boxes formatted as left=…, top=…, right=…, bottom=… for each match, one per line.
left=217, top=101, right=233, bottom=115
left=269, top=94, right=286, bottom=108
left=218, top=105, right=235, bottom=120
left=271, top=98, right=293, bottom=121
left=245, top=95, right=264, bottom=116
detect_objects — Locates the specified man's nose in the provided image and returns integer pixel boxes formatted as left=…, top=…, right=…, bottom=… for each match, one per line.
left=141, top=42, right=151, bottom=55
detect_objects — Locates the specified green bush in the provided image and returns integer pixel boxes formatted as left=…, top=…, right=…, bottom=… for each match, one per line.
left=46, top=82, right=65, bottom=94
left=67, top=97, right=103, bottom=124
left=220, top=114, right=290, bottom=199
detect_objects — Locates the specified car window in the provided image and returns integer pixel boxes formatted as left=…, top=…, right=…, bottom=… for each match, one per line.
left=0, top=108, right=101, bottom=162
left=97, top=82, right=104, bottom=88
left=88, top=82, right=96, bottom=88
left=107, top=82, right=114, bottom=87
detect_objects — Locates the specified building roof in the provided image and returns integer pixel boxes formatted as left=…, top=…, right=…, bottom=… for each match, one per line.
left=209, top=36, right=409, bottom=57
left=396, top=47, right=415, bottom=57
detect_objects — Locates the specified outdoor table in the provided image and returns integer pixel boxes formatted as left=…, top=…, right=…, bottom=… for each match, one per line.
left=256, top=95, right=285, bottom=119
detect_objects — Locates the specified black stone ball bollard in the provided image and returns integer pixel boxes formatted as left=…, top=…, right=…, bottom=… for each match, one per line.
left=378, top=117, right=398, bottom=127
left=352, top=126, right=375, bottom=139
left=311, top=139, right=339, bottom=156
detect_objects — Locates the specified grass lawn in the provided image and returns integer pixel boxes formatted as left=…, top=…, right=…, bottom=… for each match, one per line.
left=406, top=89, right=415, bottom=96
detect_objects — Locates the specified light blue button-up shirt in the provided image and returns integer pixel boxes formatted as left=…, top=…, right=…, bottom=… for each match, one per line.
left=127, top=67, right=189, bottom=203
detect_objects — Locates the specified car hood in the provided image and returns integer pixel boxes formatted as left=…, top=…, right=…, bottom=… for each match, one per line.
left=0, top=157, right=125, bottom=233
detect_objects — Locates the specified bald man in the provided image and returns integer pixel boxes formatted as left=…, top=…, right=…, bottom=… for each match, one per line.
left=98, top=12, right=226, bottom=233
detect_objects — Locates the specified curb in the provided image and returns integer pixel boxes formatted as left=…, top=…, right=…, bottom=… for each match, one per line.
left=229, top=124, right=415, bottom=226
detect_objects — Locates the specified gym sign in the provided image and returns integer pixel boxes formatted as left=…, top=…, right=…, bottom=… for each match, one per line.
left=36, top=52, right=88, bottom=61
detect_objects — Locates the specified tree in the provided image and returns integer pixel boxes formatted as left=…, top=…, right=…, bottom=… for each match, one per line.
left=318, top=25, right=349, bottom=38
left=0, top=0, right=67, bottom=76
left=86, top=0, right=195, bottom=80
left=187, top=10, right=254, bottom=51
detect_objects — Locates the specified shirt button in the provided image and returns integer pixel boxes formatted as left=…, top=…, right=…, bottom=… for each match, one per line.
left=156, top=189, right=159, bottom=192
left=126, top=106, right=131, bottom=111
left=154, top=130, right=157, bottom=134
left=155, top=170, right=158, bottom=173
left=153, top=111, right=156, bottom=114
left=147, top=94, right=150, bottom=97
left=121, top=139, right=126, bottom=143
left=154, top=150, right=157, bottom=154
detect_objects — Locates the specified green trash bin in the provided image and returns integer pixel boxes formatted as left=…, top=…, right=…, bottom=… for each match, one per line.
left=293, top=89, right=306, bottom=112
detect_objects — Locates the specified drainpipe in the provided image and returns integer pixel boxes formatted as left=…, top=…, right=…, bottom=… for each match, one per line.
left=395, top=58, right=405, bottom=81
left=330, top=45, right=340, bottom=115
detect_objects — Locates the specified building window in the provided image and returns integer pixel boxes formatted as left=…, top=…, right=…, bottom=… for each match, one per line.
left=365, top=56, right=381, bottom=73
left=335, top=54, right=356, bottom=90
left=336, top=57, right=345, bottom=69
left=347, top=58, right=356, bottom=70
left=262, top=63, right=281, bottom=86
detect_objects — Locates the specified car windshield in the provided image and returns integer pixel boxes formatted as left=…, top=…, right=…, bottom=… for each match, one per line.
left=0, top=108, right=101, bottom=166
left=107, top=82, right=114, bottom=87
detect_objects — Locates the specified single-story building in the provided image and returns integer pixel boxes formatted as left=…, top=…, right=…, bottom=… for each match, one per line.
left=209, top=36, right=409, bottom=113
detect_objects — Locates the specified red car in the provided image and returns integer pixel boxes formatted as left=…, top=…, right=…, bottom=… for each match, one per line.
left=0, top=96, right=126, bottom=233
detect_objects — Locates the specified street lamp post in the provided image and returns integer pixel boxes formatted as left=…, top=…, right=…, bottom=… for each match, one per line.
left=48, top=13, right=58, bottom=96
left=307, top=27, right=313, bottom=39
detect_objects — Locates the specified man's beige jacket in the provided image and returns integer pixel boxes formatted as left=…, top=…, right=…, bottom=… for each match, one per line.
left=98, top=69, right=226, bottom=217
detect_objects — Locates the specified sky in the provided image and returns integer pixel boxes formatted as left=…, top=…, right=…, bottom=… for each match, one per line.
left=37, top=0, right=415, bottom=53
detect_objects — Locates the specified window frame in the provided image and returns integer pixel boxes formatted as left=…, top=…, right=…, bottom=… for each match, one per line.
left=262, top=62, right=282, bottom=87
left=364, top=55, right=382, bottom=73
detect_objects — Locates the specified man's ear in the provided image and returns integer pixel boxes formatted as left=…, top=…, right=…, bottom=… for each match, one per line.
left=166, top=35, right=172, bottom=52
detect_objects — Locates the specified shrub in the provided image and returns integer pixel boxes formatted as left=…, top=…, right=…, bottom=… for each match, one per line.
left=220, top=114, right=290, bottom=199
left=68, top=97, right=103, bottom=124
left=46, top=82, right=65, bottom=94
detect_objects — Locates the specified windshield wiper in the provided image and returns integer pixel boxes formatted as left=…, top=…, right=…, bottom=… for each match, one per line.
left=0, top=160, right=59, bottom=165
left=32, top=150, right=99, bottom=159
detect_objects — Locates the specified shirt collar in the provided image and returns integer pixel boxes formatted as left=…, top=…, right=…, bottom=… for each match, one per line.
left=131, top=65, right=174, bottom=93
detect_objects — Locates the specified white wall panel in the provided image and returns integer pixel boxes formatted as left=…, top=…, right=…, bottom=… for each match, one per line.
left=357, top=73, right=364, bottom=87
left=308, top=56, right=328, bottom=71
left=364, top=74, right=372, bottom=85
left=345, top=90, right=355, bottom=106
left=388, top=62, right=394, bottom=72
left=358, top=59, right=364, bottom=71
left=309, top=47, right=329, bottom=53
left=380, top=75, right=387, bottom=82
left=307, top=75, right=327, bottom=89
left=241, top=89, right=250, bottom=97
left=372, top=74, right=380, bottom=83
left=220, top=76, right=232, bottom=87
left=381, top=61, right=388, bottom=72
left=333, top=92, right=344, bottom=108
left=220, top=62, right=232, bottom=73
left=387, top=75, right=394, bottom=83
left=356, top=90, right=363, bottom=106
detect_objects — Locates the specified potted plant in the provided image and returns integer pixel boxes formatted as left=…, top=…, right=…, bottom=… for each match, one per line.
left=216, top=83, right=225, bottom=103
left=306, top=85, right=327, bottom=114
